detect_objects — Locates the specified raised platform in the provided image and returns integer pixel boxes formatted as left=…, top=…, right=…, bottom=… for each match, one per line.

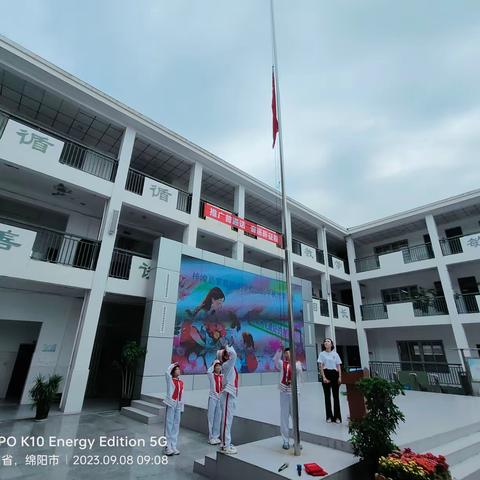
left=127, top=383, right=480, bottom=479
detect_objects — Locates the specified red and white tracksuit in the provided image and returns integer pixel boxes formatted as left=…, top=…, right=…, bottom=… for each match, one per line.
left=163, top=363, right=184, bottom=452
left=273, top=350, right=303, bottom=444
left=218, top=345, right=238, bottom=449
left=207, top=360, right=223, bottom=441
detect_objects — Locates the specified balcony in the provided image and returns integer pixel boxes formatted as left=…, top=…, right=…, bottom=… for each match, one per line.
left=0, top=216, right=100, bottom=271
left=332, top=301, right=354, bottom=322
left=361, top=297, right=449, bottom=322
left=107, top=248, right=153, bottom=297
left=125, top=168, right=192, bottom=214
left=0, top=111, right=118, bottom=186
left=292, top=239, right=325, bottom=266
left=455, top=293, right=480, bottom=314
left=328, top=253, right=349, bottom=275
left=355, top=243, right=435, bottom=275
left=312, top=297, right=329, bottom=324
left=440, top=232, right=480, bottom=262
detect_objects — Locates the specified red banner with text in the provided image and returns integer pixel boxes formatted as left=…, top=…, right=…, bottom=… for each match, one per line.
left=203, top=202, right=283, bottom=247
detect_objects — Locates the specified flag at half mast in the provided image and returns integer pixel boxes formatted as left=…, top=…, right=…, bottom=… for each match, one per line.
left=272, top=68, right=279, bottom=148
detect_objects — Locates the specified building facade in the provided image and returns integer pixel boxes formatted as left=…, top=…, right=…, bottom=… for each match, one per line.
left=0, top=36, right=478, bottom=413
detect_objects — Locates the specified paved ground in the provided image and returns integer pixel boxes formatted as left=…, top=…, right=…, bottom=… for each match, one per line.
left=0, top=408, right=215, bottom=480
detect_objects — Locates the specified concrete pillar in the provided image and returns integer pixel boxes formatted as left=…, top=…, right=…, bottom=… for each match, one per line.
left=346, top=236, right=370, bottom=368
left=425, top=214, right=470, bottom=361
left=321, top=226, right=336, bottom=345
left=60, top=127, right=136, bottom=413
left=183, top=162, right=203, bottom=247
left=232, top=185, right=245, bottom=261
left=138, top=237, right=182, bottom=395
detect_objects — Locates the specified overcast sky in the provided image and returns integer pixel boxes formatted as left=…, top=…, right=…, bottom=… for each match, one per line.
left=2, top=1, right=480, bottom=227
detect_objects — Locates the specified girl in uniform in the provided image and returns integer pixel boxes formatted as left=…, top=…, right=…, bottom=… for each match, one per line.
left=163, top=363, right=184, bottom=455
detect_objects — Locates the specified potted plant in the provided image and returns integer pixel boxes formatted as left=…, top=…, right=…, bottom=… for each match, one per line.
left=349, top=377, right=405, bottom=475
left=113, top=340, right=146, bottom=409
left=377, top=449, right=452, bottom=480
left=29, top=373, right=62, bottom=421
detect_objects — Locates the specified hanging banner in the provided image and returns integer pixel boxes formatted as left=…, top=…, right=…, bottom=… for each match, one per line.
left=203, top=202, right=282, bottom=247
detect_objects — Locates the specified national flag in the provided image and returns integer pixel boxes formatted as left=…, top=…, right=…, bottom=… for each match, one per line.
left=272, top=69, right=279, bottom=148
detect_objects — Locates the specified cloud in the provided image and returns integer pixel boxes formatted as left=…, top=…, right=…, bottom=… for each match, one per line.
left=2, top=0, right=480, bottom=228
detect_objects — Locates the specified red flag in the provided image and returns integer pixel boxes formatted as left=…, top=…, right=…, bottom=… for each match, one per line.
left=272, top=69, right=279, bottom=148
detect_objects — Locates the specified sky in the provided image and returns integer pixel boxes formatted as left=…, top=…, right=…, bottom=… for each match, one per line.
left=2, top=1, right=480, bottom=227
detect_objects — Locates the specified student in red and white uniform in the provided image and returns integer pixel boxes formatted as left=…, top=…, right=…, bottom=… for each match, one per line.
left=273, top=347, right=303, bottom=450
left=217, top=343, right=239, bottom=455
left=163, top=363, right=184, bottom=456
left=207, top=359, right=223, bottom=445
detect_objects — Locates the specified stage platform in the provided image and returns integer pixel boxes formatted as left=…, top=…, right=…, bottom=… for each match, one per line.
left=126, top=383, right=480, bottom=479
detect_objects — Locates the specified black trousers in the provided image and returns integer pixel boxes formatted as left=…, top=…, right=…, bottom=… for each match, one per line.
left=322, top=369, right=341, bottom=421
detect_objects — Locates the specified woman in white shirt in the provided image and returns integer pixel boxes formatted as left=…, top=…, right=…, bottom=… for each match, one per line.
left=317, top=338, right=342, bottom=423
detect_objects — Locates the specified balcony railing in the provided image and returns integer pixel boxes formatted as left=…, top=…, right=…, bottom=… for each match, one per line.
left=0, top=109, right=118, bottom=182
left=455, top=293, right=480, bottom=314
left=60, top=143, right=118, bottom=181
left=361, top=303, right=388, bottom=320
left=125, top=168, right=192, bottom=213
left=355, top=242, right=434, bottom=273
left=328, top=253, right=349, bottom=274
left=332, top=301, right=353, bottom=321
left=0, top=111, right=7, bottom=137
left=109, top=248, right=151, bottom=280
left=402, top=243, right=434, bottom=263
left=369, top=361, right=468, bottom=392
left=320, top=298, right=329, bottom=317
left=1, top=217, right=100, bottom=270
left=292, top=239, right=325, bottom=265
left=440, top=236, right=463, bottom=255
left=355, top=255, right=380, bottom=273
left=412, top=296, right=448, bottom=316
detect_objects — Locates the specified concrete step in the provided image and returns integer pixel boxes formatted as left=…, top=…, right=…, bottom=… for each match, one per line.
left=140, top=393, right=164, bottom=406
left=407, top=421, right=480, bottom=453
left=131, top=399, right=165, bottom=415
left=120, top=406, right=162, bottom=424
left=193, top=457, right=207, bottom=477
left=431, top=431, right=480, bottom=466
left=450, top=452, right=480, bottom=480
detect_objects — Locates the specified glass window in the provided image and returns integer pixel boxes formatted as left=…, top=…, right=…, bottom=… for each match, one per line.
left=382, top=285, right=418, bottom=304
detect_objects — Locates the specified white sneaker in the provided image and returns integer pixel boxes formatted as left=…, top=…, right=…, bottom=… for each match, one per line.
left=219, top=445, right=237, bottom=455
left=209, top=438, right=221, bottom=445
left=164, top=448, right=174, bottom=456
left=173, top=449, right=180, bottom=455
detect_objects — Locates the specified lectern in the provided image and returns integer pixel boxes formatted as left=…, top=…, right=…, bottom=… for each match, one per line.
left=342, top=368, right=368, bottom=421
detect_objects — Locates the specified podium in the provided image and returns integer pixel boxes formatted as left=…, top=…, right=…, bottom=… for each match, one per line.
left=342, top=368, right=368, bottom=421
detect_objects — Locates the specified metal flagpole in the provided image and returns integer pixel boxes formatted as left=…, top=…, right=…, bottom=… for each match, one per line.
left=270, top=0, right=301, bottom=456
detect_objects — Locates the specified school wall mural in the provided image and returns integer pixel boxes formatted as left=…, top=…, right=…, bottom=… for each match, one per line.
left=172, top=255, right=306, bottom=374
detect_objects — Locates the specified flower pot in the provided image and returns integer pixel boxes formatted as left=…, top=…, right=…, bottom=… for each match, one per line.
left=35, top=401, right=50, bottom=421
left=375, top=475, right=391, bottom=480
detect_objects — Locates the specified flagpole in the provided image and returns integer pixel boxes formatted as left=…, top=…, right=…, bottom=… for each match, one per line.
left=270, top=0, right=301, bottom=456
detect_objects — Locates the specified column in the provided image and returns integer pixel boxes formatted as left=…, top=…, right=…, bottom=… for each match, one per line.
left=137, top=237, right=182, bottom=395
left=321, top=226, right=336, bottom=345
left=425, top=214, right=470, bottom=362
left=346, top=236, right=370, bottom=368
left=232, top=184, right=245, bottom=261
left=183, top=162, right=203, bottom=247
left=59, top=127, right=136, bottom=413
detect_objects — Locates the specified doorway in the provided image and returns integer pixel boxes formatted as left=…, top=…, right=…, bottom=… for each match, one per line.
left=0, top=320, right=42, bottom=403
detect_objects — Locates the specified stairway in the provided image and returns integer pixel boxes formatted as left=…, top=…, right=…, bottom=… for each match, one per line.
left=431, top=430, right=480, bottom=480
left=120, top=394, right=165, bottom=424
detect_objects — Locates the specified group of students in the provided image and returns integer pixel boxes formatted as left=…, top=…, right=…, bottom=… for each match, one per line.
left=163, top=343, right=238, bottom=456
left=163, top=337, right=343, bottom=456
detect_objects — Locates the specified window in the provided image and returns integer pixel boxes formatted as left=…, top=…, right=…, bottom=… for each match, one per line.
left=397, top=340, right=448, bottom=373
left=374, top=239, right=408, bottom=255
left=381, top=285, right=418, bottom=304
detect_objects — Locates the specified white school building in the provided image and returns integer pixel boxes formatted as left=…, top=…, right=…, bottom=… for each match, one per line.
left=0, top=35, right=479, bottom=413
